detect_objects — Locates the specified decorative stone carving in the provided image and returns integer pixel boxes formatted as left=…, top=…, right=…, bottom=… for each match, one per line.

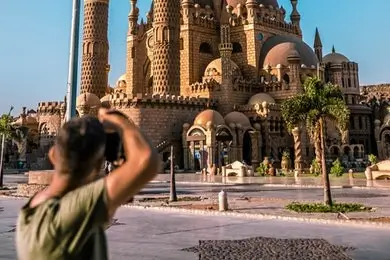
left=292, top=127, right=303, bottom=171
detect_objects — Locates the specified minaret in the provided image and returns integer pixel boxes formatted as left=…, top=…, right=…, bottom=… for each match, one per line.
left=126, top=0, right=140, bottom=95
left=152, top=0, right=181, bottom=96
left=314, top=27, right=323, bottom=62
left=218, top=5, right=234, bottom=115
left=290, top=0, right=301, bottom=35
left=80, top=0, right=110, bottom=99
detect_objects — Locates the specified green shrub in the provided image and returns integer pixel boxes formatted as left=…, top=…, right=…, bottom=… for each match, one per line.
left=330, top=158, right=344, bottom=177
left=286, top=202, right=370, bottom=213
left=256, top=162, right=269, bottom=176
left=310, top=159, right=321, bottom=176
left=368, top=154, right=377, bottom=165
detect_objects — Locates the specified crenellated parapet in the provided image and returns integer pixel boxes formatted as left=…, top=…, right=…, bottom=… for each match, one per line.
left=190, top=79, right=220, bottom=95
left=107, top=92, right=217, bottom=110
left=361, top=84, right=390, bottom=104
left=37, top=102, right=64, bottom=116
left=181, top=3, right=218, bottom=29
left=227, top=4, right=299, bottom=35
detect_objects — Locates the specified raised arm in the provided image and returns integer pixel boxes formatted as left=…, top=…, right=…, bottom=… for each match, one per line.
left=98, top=108, right=161, bottom=216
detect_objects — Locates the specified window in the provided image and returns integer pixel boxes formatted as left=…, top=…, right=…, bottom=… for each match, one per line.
left=199, top=42, right=212, bottom=54
left=180, top=38, right=184, bottom=50
left=232, top=42, right=242, bottom=54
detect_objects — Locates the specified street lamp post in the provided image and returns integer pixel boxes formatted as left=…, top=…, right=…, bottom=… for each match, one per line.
left=65, top=0, right=81, bottom=122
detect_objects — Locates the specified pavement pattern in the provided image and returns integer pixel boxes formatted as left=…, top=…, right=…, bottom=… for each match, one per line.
left=182, top=237, right=354, bottom=260
left=1, top=197, right=390, bottom=259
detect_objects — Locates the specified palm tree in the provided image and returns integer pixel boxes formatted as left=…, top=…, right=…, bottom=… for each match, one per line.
left=0, top=106, right=14, bottom=187
left=281, top=77, right=349, bottom=206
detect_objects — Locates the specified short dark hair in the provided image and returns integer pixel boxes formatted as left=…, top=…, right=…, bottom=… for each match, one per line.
left=55, top=115, right=106, bottom=178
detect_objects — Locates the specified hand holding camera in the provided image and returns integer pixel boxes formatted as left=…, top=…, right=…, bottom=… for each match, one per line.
left=98, top=108, right=134, bottom=163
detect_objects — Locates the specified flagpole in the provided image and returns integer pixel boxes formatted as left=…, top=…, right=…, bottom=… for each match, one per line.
left=65, top=0, right=81, bottom=122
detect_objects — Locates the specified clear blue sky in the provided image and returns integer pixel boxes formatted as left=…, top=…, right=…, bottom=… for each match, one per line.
left=1, top=0, right=389, bottom=115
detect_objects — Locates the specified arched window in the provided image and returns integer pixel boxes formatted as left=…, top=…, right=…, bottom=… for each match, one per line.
left=180, top=38, right=184, bottom=50
left=232, top=42, right=242, bottom=54
left=282, top=74, right=290, bottom=84
left=199, top=42, right=212, bottom=54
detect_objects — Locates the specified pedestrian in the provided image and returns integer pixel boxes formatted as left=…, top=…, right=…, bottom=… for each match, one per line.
left=16, top=108, right=160, bottom=259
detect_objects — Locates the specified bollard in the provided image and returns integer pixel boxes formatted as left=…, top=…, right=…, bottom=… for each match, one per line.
left=348, top=169, right=354, bottom=179
left=219, top=190, right=228, bottom=211
left=221, top=166, right=227, bottom=177
left=365, top=167, right=373, bottom=180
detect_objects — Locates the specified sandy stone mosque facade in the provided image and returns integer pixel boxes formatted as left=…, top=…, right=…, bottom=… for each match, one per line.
left=9, top=0, right=390, bottom=171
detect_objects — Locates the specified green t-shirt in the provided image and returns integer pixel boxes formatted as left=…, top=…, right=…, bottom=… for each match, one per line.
left=16, top=178, right=109, bottom=260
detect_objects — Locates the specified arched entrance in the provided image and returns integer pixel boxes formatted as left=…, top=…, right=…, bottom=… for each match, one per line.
left=243, top=131, right=252, bottom=165
left=216, top=128, right=233, bottom=167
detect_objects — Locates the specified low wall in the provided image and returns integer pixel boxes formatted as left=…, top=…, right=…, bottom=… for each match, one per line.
left=28, top=170, right=54, bottom=185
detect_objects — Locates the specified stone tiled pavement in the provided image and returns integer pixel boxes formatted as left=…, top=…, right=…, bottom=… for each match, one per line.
left=1, top=198, right=390, bottom=259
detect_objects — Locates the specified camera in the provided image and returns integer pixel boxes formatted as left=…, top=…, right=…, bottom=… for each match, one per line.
left=103, top=110, right=128, bottom=163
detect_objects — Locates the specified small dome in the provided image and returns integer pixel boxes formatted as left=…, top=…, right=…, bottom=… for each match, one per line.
left=117, top=74, right=126, bottom=83
left=76, top=93, right=101, bottom=107
left=224, top=111, right=251, bottom=128
left=204, top=58, right=241, bottom=79
left=100, top=95, right=111, bottom=108
left=194, top=109, right=225, bottom=128
left=323, top=52, right=349, bottom=65
left=260, top=35, right=319, bottom=68
left=248, top=93, right=275, bottom=105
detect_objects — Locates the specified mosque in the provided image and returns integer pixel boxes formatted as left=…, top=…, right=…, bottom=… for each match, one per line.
left=13, top=0, right=390, bottom=171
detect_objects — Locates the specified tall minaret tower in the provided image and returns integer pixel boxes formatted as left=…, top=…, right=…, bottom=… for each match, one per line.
left=80, top=0, right=110, bottom=98
left=126, top=0, right=140, bottom=95
left=314, top=27, right=323, bottom=62
left=152, top=0, right=181, bottom=96
left=290, top=0, right=301, bottom=36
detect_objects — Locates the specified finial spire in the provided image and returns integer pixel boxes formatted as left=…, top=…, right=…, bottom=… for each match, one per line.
left=314, top=27, right=322, bottom=48
left=332, top=45, right=336, bottom=53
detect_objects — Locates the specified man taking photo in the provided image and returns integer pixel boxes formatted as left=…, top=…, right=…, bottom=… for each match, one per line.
left=16, top=108, right=160, bottom=259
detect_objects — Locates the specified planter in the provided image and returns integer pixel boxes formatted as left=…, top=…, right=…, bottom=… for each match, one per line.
left=281, top=157, right=290, bottom=170
left=263, top=157, right=270, bottom=166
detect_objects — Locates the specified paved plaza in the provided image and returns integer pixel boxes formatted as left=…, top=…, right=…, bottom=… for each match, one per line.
left=0, top=197, right=390, bottom=259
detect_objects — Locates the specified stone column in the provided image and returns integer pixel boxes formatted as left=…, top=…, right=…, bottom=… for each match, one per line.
left=249, top=131, right=260, bottom=170
left=189, top=141, right=195, bottom=170
left=182, top=123, right=190, bottom=169
left=199, top=140, right=204, bottom=169
left=292, top=127, right=303, bottom=171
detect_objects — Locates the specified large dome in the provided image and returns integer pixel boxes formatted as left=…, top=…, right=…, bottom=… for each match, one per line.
left=204, top=58, right=242, bottom=79
left=224, top=111, right=251, bottom=128
left=260, top=35, right=319, bottom=68
left=227, top=0, right=279, bottom=8
left=194, top=109, right=225, bottom=128
left=323, top=52, right=349, bottom=64
left=248, top=93, right=275, bottom=105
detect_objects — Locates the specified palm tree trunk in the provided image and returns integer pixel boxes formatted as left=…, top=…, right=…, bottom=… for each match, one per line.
left=169, top=145, right=177, bottom=202
left=0, top=134, right=5, bottom=187
left=314, top=139, right=321, bottom=164
left=319, top=118, right=332, bottom=206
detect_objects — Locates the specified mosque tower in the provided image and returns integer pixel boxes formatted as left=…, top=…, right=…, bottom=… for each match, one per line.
left=80, top=0, right=110, bottom=98
left=152, top=0, right=181, bottom=95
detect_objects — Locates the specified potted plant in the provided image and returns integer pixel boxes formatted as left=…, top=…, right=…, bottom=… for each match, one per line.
left=281, top=150, right=290, bottom=171
left=368, top=154, right=377, bottom=166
